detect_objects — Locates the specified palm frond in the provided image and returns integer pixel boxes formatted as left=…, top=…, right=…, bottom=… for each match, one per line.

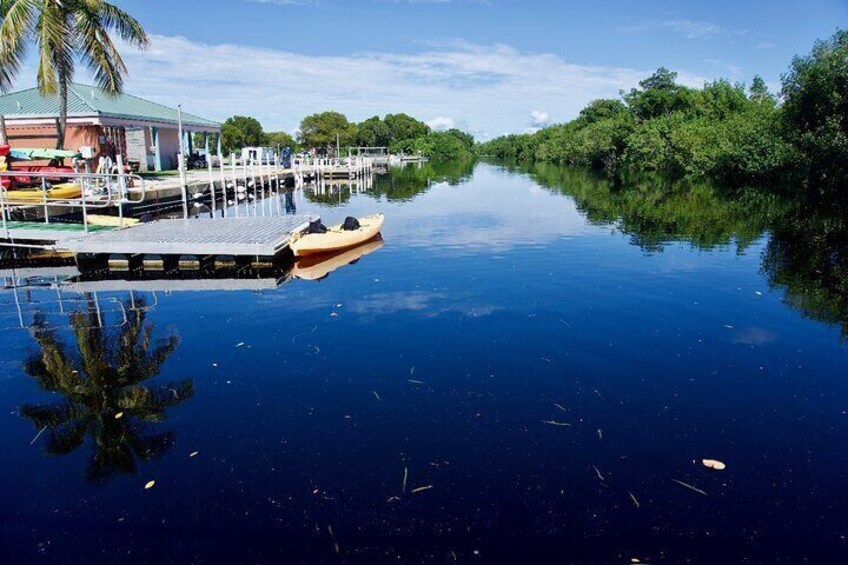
left=0, top=0, right=37, bottom=91
left=45, top=419, right=88, bottom=455
left=72, top=4, right=123, bottom=94
left=85, top=0, right=148, bottom=48
left=34, top=0, right=74, bottom=95
left=19, top=401, right=83, bottom=428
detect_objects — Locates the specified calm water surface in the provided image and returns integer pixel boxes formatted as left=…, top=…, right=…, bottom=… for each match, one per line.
left=1, top=162, right=846, bottom=563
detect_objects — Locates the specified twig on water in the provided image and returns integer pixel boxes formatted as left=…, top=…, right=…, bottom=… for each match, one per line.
left=672, top=479, right=707, bottom=496
left=30, top=426, right=47, bottom=446
left=592, top=465, right=605, bottom=481
left=542, top=420, right=571, bottom=427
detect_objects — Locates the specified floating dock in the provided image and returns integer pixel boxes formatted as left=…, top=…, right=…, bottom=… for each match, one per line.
left=61, top=215, right=317, bottom=257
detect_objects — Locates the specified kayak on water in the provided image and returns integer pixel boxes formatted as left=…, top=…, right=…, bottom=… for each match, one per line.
left=289, top=213, right=384, bottom=257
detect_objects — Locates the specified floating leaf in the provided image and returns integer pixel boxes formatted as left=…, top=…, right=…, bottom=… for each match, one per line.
left=702, top=459, right=726, bottom=470
left=114, top=412, right=124, bottom=420
left=144, top=480, right=156, bottom=490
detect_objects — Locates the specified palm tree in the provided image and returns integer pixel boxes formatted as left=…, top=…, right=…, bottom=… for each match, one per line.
left=0, top=0, right=148, bottom=149
left=19, top=297, right=193, bottom=482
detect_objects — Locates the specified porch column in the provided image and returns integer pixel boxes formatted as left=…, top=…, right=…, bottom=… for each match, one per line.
left=152, top=126, right=162, bottom=172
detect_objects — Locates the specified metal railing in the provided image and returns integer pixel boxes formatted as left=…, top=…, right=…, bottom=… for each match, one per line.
left=0, top=165, right=147, bottom=239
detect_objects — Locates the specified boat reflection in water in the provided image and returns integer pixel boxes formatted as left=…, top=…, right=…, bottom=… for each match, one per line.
left=292, top=236, right=384, bottom=281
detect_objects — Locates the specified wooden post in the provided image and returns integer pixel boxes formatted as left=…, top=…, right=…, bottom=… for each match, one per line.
left=0, top=114, right=7, bottom=145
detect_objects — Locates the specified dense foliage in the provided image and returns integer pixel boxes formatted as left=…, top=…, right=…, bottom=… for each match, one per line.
left=480, top=30, right=848, bottom=192
left=297, top=111, right=475, bottom=161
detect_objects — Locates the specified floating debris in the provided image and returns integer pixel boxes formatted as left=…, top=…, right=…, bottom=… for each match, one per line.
left=411, top=485, right=433, bottom=494
left=402, top=467, right=409, bottom=493
left=328, top=525, right=339, bottom=554
left=597, top=429, right=603, bottom=440
left=542, top=420, right=571, bottom=427
left=30, top=426, right=47, bottom=446
left=144, top=480, right=156, bottom=490
left=408, top=379, right=427, bottom=385
left=212, top=363, right=218, bottom=368
left=592, top=466, right=605, bottom=481
left=702, top=459, right=726, bottom=471
left=372, top=391, right=382, bottom=401
left=115, top=412, right=124, bottom=420
left=235, top=342, right=245, bottom=348
left=553, top=403, right=566, bottom=412
left=672, top=479, right=707, bottom=496
left=629, top=492, right=640, bottom=508
left=387, top=496, right=400, bottom=503
left=330, top=312, right=339, bottom=318
left=190, top=451, right=199, bottom=458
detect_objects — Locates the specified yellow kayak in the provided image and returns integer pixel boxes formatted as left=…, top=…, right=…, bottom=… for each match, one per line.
left=293, top=238, right=384, bottom=281
left=86, top=214, right=140, bottom=227
left=4, top=183, right=81, bottom=203
left=289, top=213, right=384, bottom=257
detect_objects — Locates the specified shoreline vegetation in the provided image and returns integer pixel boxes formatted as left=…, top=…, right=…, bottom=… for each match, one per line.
left=479, top=30, right=848, bottom=196
left=211, top=112, right=476, bottom=161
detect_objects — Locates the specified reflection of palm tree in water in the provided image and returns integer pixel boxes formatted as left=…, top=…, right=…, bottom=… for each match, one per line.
left=19, top=297, right=193, bottom=482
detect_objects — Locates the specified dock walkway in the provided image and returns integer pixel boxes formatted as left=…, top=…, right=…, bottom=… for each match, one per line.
left=61, top=215, right=316, bottom=257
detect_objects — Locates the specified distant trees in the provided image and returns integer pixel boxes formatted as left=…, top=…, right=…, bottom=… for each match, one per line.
left=480, top=30, right=848, bottom=190
left=298, top=111, right=357, bottom=149
left=392, top=129, right=476, bottom=161
left=781, top=29, right=848, bottom=190
left=384, top=113, right=430, bottom=144
left=215, top=111, right=473, bottom=161
left=265, top=131, right=298, bottom=150
left=356, top=116, right=392, bottom=147
left=221, top=116, right=265, bottom=154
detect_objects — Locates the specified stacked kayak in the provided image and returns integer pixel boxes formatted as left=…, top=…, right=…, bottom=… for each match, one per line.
left=3, top=183, right=81, bottom=203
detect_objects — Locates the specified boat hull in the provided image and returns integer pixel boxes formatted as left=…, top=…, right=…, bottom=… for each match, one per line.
left=290, top=214, right=384, bottom=257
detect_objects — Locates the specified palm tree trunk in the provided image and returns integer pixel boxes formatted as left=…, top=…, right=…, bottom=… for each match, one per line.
left=56, top=80, right=68, bottom=150
left=0, top=114, right=7, bottom=145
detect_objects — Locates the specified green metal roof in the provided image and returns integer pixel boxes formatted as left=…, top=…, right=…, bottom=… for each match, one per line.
left=0, top=83, right=219, bottom=129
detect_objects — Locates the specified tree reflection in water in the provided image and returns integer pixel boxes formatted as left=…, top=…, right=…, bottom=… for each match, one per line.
left=19, top=297, right=193, bottom=482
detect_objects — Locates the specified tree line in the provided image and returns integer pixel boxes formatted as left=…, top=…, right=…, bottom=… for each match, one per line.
left=214, top=112, right=475, bottom=161
left=479, top=30, right=848, bottom=194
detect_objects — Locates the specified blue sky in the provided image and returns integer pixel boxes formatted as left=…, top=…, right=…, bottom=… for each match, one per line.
left=13, top=0, right=848, bottom=138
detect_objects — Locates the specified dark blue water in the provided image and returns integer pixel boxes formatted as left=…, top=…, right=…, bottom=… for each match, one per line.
left=1, top=162, right=847, bottom=563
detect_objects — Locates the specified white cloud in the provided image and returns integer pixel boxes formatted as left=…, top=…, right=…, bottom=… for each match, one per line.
left=619, top=19, right=776, bottom=49
left=12, top=34, right=706, bottom=138
left=426, top=116, right=456, bottom=131
left=530, top=110, right=551, bottom=127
